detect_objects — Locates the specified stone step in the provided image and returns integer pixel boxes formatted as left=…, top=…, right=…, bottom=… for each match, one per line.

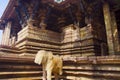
left=0, top=72, right=71, bottom=80
left=0, top=71, right=42, bottom=79
left=63, top=66, right=120, bottom=72
left=64, top=71, right=120, bottom=79
left=1, top=53, right=120, bottom=80
left=0, top=45, right=20, bottom=54
left=1, top=77, right=42, bottom=80
left=0, top=64, right=41, bottom=71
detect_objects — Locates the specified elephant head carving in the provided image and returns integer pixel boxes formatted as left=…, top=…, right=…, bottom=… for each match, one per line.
left=34, top=50, right=63, bottom=80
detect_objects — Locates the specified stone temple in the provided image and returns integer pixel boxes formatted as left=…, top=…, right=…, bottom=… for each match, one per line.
left=0, top=0, right=120, bottom=80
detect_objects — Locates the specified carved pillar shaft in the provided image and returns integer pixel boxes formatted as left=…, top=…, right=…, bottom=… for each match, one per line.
left=2, top=21, right=12, bottom=45
left=11, top=28, right=17, bottom=44
left=45, top=6, right=52, bottom=23
left=6, top=22, right=12, bottom=46
left=68, top=6, right=76, bottom=23
left=111, top=12, right=120, bottom=52
left=103, top=2, right=115, bottom=54
left=39, top=9, right=48, bottom=30
left=40, top=16, right=47, bottom=30
left=79, top=0, right=86, bottom=13
left=1, top=30, right=5, bottom=45
left=18, top=0, right=29, bottom=19
left=15, top=6, right=23, bottom=25
left=2, top=26, right=7, bottom=45
left=32, top=0, right=40, bottom=19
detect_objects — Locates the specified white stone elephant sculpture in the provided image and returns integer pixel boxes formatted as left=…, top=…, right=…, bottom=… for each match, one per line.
left=34, top=50, right=63, bottom=80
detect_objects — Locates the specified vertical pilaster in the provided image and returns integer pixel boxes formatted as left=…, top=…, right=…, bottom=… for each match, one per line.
left=111, top=12, right=120, bottom=52
left=40, top=16, right=47, bottom=30
left=40, top=10, right=47, bottom=30
left=6, top=21, right=12, bottom=45
left=103, top=2, right=115, bottom=54
left=1, top=30, right=5, bottom=45
left=1, top=21, right=12, bottom=45
left=2, top=27, right=7, bottom=45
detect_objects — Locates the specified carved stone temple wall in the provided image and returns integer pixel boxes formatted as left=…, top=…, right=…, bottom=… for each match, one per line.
left=15, top=23, right=104, bottom=57
left=0, top=0, right=111, bottom=56
left=61, top=24, right=96, bottom=56
left=16, top=26, right=61, bottom=54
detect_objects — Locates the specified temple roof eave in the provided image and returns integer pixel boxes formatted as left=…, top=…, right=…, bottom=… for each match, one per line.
left=0, top=0, right=16, bottom=20
left=1, top=0, right=120, bottom=20
left=0, top=0, right=16, bottom=30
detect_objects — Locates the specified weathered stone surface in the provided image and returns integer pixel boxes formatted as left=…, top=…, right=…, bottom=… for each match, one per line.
left=0, top=54, right=120, bottom=80
left=15, top=25, right=100, bottom=56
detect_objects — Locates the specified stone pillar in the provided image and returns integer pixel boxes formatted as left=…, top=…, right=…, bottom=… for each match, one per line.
left=1, top=30, right=5, bottom=45
left=11, top=36, right=16, bottom=46
left=111, top=12, right=120, bottom=52
left=40, top=10, right=47, bottom=30
left=1, top=21, right=12, bottom=45
left=103, top=2, right=115, bottom=54
left=40, top=16, right=47, bottom=30
left=1, top=27, right=7, bottom=45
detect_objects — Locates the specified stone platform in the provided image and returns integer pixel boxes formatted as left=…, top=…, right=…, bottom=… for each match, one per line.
left=0, top=52, right=120, bottom=80
left=15, top=25, right=105, bottom=56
